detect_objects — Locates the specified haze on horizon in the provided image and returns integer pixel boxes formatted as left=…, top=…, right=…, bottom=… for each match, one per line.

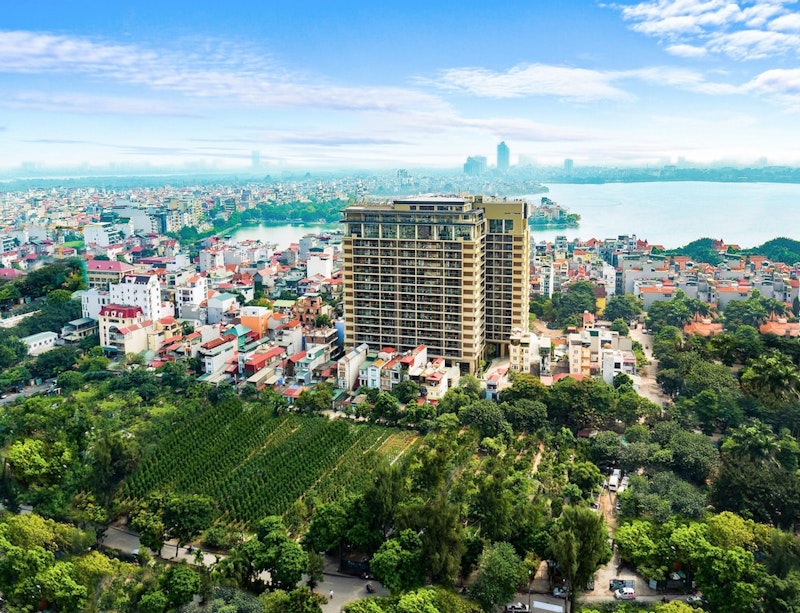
left=3, top=0, right=800, bottom=174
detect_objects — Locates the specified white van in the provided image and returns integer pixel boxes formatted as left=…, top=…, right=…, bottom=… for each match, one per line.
left=608, top=474, right=620, bottom=492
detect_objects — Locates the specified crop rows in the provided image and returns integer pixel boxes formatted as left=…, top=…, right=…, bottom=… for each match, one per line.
left=311, top=428, right=391, bottom=502
left=119, top=405, right=409, bottom=527
left=119, top=405, right=289, bottom=500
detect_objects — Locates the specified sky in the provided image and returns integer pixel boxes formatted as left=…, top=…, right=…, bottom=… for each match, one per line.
left=2, top=0, right=800, bottom=172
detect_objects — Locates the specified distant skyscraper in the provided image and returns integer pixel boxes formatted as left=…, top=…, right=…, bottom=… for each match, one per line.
left=341, top=195, right=530, bottom=373
left=564, top=158, right=574, bottom=174
left=464, top=156, right=487, bottom=176
left=497, top=141, right=510, bottom=172
left=251, top=150, right=261, bottom=170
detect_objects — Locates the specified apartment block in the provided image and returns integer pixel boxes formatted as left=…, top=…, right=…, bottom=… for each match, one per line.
left=341, top=195, right=530, bottom=374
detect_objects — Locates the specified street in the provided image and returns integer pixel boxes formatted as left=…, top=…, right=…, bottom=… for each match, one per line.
left=100, top=523, right=389, bottom=611
left=0, top=380, right=57, bottom=405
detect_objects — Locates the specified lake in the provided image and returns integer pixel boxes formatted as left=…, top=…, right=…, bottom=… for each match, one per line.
left=228, top=222, right=339, bottom=248
left=229, top=182, right=800, bottom=250
left=524, top=182, right=800, bottom=248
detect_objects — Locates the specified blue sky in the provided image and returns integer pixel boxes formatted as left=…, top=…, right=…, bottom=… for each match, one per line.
left=2, top=0, right=800, bottom=171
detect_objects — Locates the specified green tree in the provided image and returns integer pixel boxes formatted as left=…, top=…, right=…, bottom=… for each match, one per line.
left=646, top=293, right=693, bottom=334
left=459, top=399, right=512, bottom=440
left=249, top=516, right=310, bottom=591
left=588, top=431, right=622, bottom=465
left=723, top=294, right=768, bottom=330
left=603, top=293, right=643, bottom=323
left=163, top=494, right=214, bottom=557
left=548, top=376, right=615, bottom=429
left=31, top=345, right=80, bottom=378
left=304, top=501, right=348, bottom=554
left=502, top=398, right=547, bottom=432
left=370, top=529, right=425, bottom=593
left=372, top=392, right=400, bottom=422
left=468, top=542, right=527, bottom=613
left=568, top=461, right=603, bottom=499
left=391, top=380, right=421, bottom=405
left=130, top=509, right=166, bottom=554
left=610, top=318, right=629, bottom=336
left=740, top=350, right=800, bottom=407
left=499, top=372, right=549, bottom=405
left=306, top=550, right=325, bottom=590
left=162, top=563, right=201, bottom=609
left=548, top=506, right=611, bottom=613
left=667, top=430, right=719, bottom=485
left=459, top=374, right=483, bottom=399
left=554, top=281, right=597, bottom=325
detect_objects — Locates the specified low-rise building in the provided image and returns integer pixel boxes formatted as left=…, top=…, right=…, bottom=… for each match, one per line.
left=337, top=343, right=369, bottom=391
left=21, top=331, right=59, bottom=355
left=61, top=317, right=98, bottom=343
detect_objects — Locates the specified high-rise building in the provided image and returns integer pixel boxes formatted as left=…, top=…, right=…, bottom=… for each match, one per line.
left=564, top=158, right=574, bottom=174
left=464, top=155, right=487, bottom=176
left=341, top=195, right=530, bottom=373
left=497, top=141, right=510, bottom=172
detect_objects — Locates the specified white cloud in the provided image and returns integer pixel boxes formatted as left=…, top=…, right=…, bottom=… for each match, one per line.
left=0, top=91, right=198, bottom=116
left=433, top=62, right=741, bottom=100
left=613, top=0, right=800, bottom=60
left=432, top=64, right=631, bottom=101
left=665, top=43, right=708, bottom=57
left=769, top=13, right=800, bottom=32
left=0, top=30, right=447, bottom=116
left=744, top=68, right=800, bottom=108
left=709, top=29, right=800, bottom=59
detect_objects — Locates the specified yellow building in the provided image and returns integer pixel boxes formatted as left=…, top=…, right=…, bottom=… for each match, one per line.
left=341, top=195, right=530, bottom=374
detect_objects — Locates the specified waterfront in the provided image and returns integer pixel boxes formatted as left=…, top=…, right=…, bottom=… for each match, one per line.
left=525, top=181, right=800, bottom=248
left=228, top=182, right=800, bottom=250
left=228, top=222, right=339, bottom=247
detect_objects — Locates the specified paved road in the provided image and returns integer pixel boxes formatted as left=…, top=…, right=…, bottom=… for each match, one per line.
left=101, top=525, right=388, bottom=610
left=0, top=380, right=57, bottom=405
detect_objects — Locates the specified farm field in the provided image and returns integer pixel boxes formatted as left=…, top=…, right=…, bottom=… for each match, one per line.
left=117, top=402, right=420, bottom=527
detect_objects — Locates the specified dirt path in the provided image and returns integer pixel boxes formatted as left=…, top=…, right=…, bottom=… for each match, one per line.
left=629, top=326, right=671, bottom=407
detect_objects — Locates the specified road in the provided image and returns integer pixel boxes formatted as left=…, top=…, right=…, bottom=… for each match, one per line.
left=628, top=325, right=670, bottom=407
left=0, top=380, right=57, bottom=405
left=101, top=523, right=389, bottom=611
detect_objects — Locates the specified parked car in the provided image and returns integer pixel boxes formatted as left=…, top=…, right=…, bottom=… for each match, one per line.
left=615, top=587, right=636, bottom=600
left=610, top=579, right=635, bottom=591
left=686, top=595, right=707, bottom=606
left=553, top=586, right=568, bottom=599
left=504, top=604, right=530, bottom=613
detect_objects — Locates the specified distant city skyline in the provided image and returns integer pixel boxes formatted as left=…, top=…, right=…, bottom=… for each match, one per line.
left=3, top=1, right=800, bottom=173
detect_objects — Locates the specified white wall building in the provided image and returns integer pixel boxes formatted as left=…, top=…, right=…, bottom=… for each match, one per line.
left=21, top=331, right=59, bottom=355
left=176, top=275, right=208, bottom=318
left=508, top=329, right=546, bottom=374
left=81, top=289, right=112, bottom=320
left=307, top=252, right=333, bottom=279
left=199, top=249, right=224, bottom=272
left=207, top=292, right=238, bottom=324
left=110, top=274, right=174, bottom=321
left=337, top=343, right=369, bottom=391
left=83, top=222, right=126, bottom=247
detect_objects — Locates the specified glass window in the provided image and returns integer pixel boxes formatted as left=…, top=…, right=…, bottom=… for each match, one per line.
left=399, top=225, right=416, bottom=239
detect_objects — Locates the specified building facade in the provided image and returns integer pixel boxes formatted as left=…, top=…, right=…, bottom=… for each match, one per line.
left=341, top=195, right=530, bottom=373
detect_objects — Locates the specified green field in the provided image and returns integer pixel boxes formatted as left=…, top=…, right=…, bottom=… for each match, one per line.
left=118, top=402, right=419, bottom=527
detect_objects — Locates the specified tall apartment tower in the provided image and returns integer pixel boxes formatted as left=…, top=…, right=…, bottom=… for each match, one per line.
left=497, top=141, right=510, bottom=172
left=341, top=195, right=530, bottom=374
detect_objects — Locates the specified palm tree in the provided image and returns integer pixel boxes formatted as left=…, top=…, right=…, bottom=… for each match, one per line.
left=721, top=421, right=780, bottom=465
left=740, top=351, right=800, bottom=406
